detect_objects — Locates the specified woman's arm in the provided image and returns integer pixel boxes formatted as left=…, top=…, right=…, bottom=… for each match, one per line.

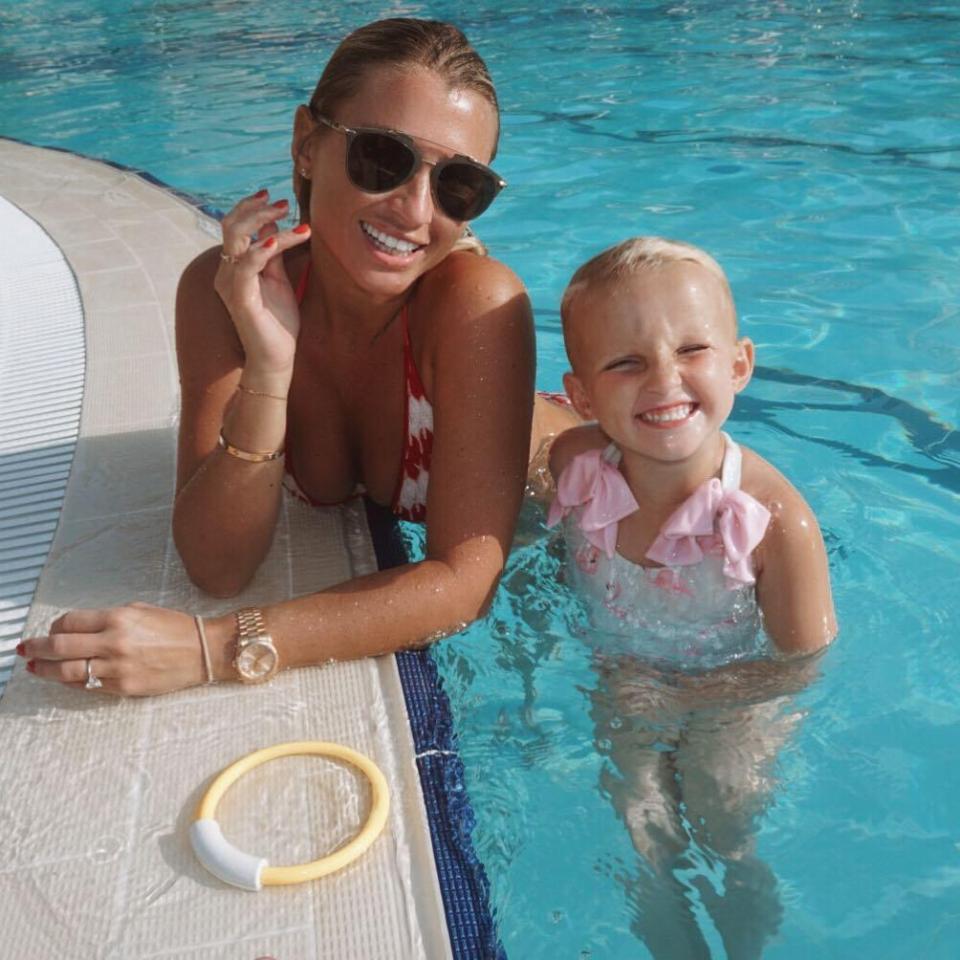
left=754, top=474, right=837, bottom=656
left=172, top=247, right=287, bottom=596
left=173, top=195, right=310, bottom=596
left=245, top=253, right=538, bottom=666
left=22, top=255, right=536, bottom=694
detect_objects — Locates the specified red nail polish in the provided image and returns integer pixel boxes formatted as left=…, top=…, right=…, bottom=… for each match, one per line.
left=263, top=236, right=277, bottom=248
left=272, top=199, right=289, bottom=208
left=254, top=189, right=268, bottom=199
left=25, top=660, right=36, bottom=673
left=293, top=224, right=310, bottom=235
left=15, top=642, right=25, bottom=657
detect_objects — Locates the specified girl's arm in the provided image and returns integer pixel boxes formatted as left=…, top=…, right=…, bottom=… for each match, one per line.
left=22, top=255, right=535, bottom=694
left=755, top=478, right=837, bottom=655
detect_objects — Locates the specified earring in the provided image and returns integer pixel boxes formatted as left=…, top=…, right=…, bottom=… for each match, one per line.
left=300, top=168, right=310, bottom=179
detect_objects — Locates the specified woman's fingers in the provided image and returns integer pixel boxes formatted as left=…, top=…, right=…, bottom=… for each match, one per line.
left=21, top=604, right=202, bottom=697
left=22, top=609, right=112, bottom=660
left=221, top=225, right=311, bottom=287
left=49, top=607, right=112, bottom=635
left=29, top=654, right=111, bottom=689
left=242, top=224, right=311, bottom=271
left=222, top=191, right=291, bottom=257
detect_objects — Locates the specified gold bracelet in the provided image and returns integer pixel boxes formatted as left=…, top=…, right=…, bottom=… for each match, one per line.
left=237, top=383, right=287, bottom=402
left=194, top=615, right=215, bottom=684
left=218, top=431, right=284, bottom=462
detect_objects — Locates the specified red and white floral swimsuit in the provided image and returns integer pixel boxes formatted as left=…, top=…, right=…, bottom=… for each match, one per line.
left=283, top=263, right=433, bottom=523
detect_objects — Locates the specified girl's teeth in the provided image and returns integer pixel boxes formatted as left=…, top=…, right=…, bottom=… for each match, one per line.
left=640, top=404, right=693, bottom=424
left=362, top=221, right=418, bottom=254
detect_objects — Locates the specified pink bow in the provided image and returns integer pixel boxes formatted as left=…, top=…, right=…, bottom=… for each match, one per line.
left=547, top=449, right=638, bottom=558
left=645, top=478, right=770, bottom=584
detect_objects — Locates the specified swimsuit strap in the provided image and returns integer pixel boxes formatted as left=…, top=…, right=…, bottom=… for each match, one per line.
left=400, top=302, right=426, bottom=400
left=295, top=258, right=311, bottom=304
left=601, top=442, right=621, bottom=466
left=719, top=432, right=742, bottom=491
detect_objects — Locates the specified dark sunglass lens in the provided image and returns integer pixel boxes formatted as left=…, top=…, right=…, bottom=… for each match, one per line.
left=436, top=162, right=498, bottom=220
left=347, top=132, right=416, bottom=192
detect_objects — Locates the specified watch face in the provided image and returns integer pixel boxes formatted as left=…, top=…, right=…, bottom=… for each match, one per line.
left=236, top=640, right=279, bottom=683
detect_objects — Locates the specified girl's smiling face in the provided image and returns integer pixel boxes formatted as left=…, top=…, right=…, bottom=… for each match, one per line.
left=563, top=261, right=754, bottom=466
left=294, top=65, right=499, bottom=304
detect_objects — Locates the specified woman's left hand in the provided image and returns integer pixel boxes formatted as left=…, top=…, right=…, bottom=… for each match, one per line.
left=19, top=603, right=206, bottom=696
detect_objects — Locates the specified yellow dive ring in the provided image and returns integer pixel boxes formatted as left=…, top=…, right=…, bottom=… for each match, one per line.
left=189, top=740, right=390, bottom=891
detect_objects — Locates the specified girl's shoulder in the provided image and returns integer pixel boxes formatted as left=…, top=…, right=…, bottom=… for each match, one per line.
left=736, top=442, right=824, bottom=551
left=737, top=443, right=809, bottom=512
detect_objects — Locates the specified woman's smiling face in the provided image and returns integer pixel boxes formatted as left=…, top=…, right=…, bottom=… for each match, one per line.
left=297, top=64, right=499, bottom=302
left=563, top=261, right=754, bottom=465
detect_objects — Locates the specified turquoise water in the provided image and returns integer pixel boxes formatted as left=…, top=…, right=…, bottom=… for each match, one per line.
left=3, top=1, right=959, bottom=956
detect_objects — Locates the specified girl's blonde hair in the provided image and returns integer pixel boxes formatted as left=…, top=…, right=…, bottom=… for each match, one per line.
left=297, top=18, right=497, bottom=257
left=561, top=236, right=734, bottom=326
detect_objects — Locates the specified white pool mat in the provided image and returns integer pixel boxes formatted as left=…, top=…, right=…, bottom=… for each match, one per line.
left=0, top=139, right=452, bottom=960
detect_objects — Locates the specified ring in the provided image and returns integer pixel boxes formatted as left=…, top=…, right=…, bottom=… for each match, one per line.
left=84, top=658, right=103, bottom=691
left=219, top=251, right=240, bottom=264
left=190, top=741, right=390, bottom=891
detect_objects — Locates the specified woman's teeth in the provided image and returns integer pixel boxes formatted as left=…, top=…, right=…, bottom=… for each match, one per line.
left=362, top=221, right=419, bottom=255
left=639, top=403, right=695, bottom=424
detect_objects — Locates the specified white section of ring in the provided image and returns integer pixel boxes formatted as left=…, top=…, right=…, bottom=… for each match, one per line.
left=190, top=819, right=267, bottom=891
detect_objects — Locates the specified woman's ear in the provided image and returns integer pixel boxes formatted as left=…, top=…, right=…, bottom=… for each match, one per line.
left=291, top=105, right=317, bottom=174
left=732, top=336, right=755, bottom=394
left=563, top=371, right=593, bottom=420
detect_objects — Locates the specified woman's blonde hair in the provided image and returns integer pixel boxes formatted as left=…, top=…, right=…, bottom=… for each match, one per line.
left=561, top=236, right=734, bottom=326
left=297, top=18, right=498, bottom=256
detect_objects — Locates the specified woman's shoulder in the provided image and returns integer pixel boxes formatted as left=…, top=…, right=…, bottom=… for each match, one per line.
left=179, top=243, right=223, bottom=292
left=417, top=250, right=528, bottom=322
left=175, top=245, right=241, bottom=362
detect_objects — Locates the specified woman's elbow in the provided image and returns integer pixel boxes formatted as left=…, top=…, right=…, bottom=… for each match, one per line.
left=179, top=556, right=252, bottom=599
left=173, top=528, right=255, bottom=598
left=429, top=558, right=503, bottom=635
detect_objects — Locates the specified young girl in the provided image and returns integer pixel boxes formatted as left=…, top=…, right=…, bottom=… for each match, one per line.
left=547, top=237, right=836, bottom=959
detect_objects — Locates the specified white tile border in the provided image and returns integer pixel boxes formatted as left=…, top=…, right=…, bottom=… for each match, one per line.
left=0, top=193, right=85, bottom=690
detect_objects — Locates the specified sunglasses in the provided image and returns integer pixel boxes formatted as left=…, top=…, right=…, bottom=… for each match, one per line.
left=313, top=113, right=506, bottom=222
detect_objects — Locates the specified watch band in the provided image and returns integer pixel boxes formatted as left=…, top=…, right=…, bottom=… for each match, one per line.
left=236, top=606, right=268, bottom=643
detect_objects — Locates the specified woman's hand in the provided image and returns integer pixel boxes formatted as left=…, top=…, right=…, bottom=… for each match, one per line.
left=214, top=190, right=312, bottom=383
left=18, top=603, right=208, bottom=696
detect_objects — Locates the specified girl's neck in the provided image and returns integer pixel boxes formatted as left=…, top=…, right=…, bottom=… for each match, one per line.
left=616, top=431, right=726, bottom=512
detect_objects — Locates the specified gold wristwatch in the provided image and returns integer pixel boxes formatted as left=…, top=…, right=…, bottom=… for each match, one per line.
left=233, top=607, right=280, bottom=684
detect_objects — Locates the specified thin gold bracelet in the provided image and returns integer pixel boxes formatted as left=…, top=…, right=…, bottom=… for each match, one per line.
left=194, top=615, right=215, bottom=685
left=237, top=383, right=287, bottom=402
left=217, top=430, right=284, bottom=463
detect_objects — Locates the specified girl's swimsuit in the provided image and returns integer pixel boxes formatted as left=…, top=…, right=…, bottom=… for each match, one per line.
left=283, top=262, right=433, bottom=522
left=548, top=433, right=772, bottom=669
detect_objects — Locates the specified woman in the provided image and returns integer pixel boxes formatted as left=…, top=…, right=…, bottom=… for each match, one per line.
left=20, top=18, right=547, bottom=695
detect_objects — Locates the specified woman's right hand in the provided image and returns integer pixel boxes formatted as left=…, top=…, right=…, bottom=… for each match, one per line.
left=214, top=190, right=312, bottom=384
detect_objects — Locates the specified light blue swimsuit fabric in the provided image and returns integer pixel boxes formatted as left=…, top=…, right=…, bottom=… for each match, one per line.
left=562, top=435, right=768, bottom=670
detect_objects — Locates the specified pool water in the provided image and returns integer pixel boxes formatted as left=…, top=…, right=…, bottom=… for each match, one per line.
left=3, top=1, right=959, bottom=957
